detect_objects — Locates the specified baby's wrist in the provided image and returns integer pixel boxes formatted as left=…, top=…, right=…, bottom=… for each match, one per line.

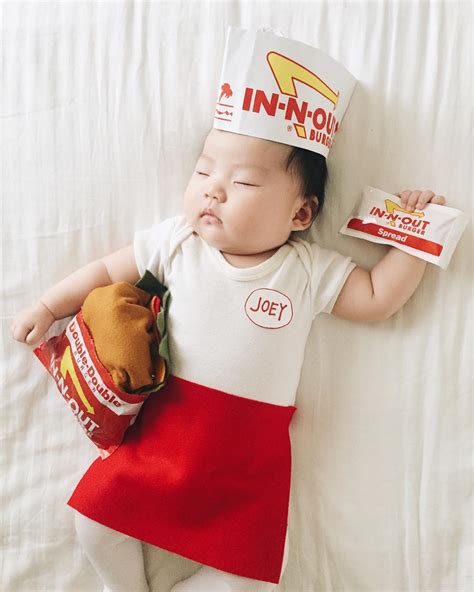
left=38, top=299, right=57, bottom=321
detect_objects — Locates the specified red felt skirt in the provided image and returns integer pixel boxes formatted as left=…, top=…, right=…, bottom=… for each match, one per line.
left=68, top=374, right=297, bottom=584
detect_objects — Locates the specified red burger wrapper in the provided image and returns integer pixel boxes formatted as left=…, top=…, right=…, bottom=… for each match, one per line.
left=34, top=271, right=170, bottom=459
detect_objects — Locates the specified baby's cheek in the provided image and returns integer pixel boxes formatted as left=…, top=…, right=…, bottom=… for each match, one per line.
left=182, top=191, right=196, bottom=218
left=183, top=178, right=197, bottom=203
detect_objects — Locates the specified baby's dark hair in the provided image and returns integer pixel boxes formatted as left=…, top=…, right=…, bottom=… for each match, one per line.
left=285, top=147, right=328, bottom=232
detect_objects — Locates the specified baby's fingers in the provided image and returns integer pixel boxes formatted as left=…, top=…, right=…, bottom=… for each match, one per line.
left=429, top=194, right=446, bottom=206
left=11, top=320, right=34, bottom=344
left=395, top=190, right=446, bottom=210
left=13, top=320, right=48, bottom=346
left=24, top=324, right=45, bottom=346
left=395, top=190, right=413, bottom=209
left=11, top=307, right=53, bottom=345
left=396, top=190, right=423, bottom=211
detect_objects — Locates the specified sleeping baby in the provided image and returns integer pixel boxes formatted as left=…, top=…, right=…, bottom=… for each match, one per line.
left=11, top=27, right=447, bottom=592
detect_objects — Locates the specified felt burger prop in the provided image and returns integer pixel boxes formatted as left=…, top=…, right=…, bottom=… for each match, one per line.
left=34, top=270, right=170, bottom=459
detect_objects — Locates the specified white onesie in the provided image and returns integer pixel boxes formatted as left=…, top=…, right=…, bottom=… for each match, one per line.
left=134, top=214, right=357, bottom=407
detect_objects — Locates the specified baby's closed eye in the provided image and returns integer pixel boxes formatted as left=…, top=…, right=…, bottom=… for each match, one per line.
left=194, top=169, right=260, bottom=187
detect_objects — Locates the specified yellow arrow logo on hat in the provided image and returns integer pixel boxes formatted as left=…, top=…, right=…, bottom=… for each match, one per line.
left=267, top=52, right=339, bottom=108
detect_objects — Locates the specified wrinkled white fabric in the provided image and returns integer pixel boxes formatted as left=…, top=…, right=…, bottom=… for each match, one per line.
left=2, top=2, right=472, bottom=592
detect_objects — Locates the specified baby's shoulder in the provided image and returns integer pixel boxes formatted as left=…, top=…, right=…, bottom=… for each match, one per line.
left=287, top=235, right=354, bottom=279
left=287, top=234, right=322, bottom=263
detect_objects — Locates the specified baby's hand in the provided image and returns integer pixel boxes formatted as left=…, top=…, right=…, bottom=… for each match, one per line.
left=395, top=189, right=447, bottom=212
left=11, top=301, right=56, bottom=346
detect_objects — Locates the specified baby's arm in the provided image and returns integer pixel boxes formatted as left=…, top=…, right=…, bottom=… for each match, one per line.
left=11, top=244, right=139, bottom=345
left=40, top=245, right=139, bottom=319
left=332, top=249, right=427, bottom=322
left=331, top=190, right=446, bottom=322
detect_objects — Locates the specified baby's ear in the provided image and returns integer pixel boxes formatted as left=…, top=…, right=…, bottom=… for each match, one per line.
left=293, top=196, right=317, bottom=230
left=307, top=196, right=319, bottom=222
left=303, top=196, right=319, bottom=221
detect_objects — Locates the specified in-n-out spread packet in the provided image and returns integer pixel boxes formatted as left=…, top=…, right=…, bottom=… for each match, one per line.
left=34, top=271, right=170, bottom=459
left=339, top=186, right=468, bottom=269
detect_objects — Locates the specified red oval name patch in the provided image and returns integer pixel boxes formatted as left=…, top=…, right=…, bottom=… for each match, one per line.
left=245, top=288, right=293, bottom=329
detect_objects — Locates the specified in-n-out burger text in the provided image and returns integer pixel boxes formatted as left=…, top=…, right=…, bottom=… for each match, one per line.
left=242, top=87, right=340, bottom=150
left=369, top=206, right=431, bottom=235
left=50, top=352, right=100, bottom=434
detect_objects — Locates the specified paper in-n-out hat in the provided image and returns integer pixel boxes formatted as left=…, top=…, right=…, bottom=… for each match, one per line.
left=214, top=26, right=357, bottom=158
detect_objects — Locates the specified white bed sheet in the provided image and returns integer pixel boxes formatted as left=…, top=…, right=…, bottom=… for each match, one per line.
left=1, top=1, right=472, bottom=591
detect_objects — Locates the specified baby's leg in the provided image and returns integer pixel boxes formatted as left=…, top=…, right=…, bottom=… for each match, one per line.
left=170, top=567, right=277, bottom=592
left=170, top=531, right=289, bottom=592
left=74, top=510, right=150, bottom=592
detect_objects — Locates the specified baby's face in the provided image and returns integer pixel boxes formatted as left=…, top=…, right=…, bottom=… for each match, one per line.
left=184, top=129, right=311, bottom=257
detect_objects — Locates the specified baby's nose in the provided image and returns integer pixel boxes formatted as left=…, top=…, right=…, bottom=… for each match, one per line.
left=205, top=184, right=226, bottom=202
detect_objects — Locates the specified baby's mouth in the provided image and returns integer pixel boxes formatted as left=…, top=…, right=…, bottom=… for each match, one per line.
left=200, top=209, right=222, bottom=223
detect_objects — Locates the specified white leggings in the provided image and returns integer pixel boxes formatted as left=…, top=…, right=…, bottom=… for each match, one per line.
left=74, top=511, right=289, bottom=592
